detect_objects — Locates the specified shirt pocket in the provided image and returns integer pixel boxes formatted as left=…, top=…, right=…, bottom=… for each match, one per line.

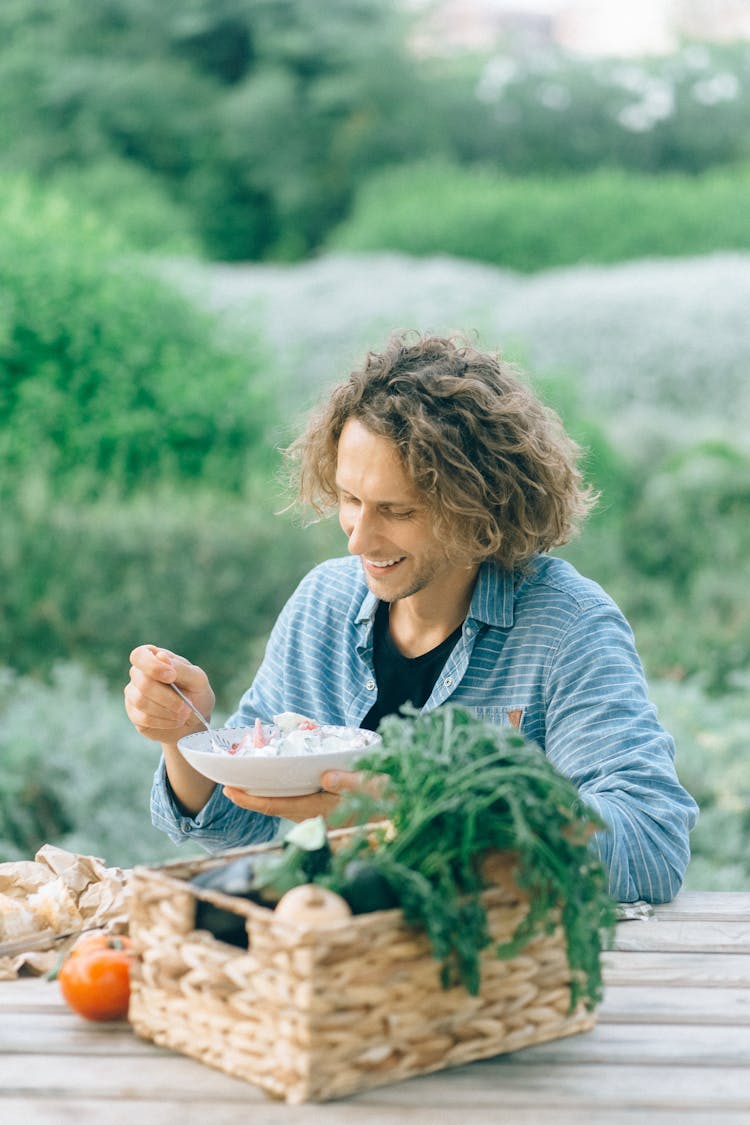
left=472, top=706, right=525, bottom=731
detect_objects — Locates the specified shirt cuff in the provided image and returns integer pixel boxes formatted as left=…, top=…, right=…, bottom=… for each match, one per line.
left=150, top=755, right=280, bottom=852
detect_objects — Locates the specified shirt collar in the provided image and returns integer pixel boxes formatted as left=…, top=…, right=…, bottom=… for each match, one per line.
left=354, top=558, right=518, bottom=628
left=467, top=559, right=516, bottom=628
left=355, top=586, right=379, bottom=625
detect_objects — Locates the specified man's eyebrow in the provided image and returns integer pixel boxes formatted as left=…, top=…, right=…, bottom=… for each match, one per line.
left=335, top=483, right=418, bottom=508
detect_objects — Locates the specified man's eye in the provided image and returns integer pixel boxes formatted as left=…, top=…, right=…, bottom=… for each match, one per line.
left=390, top=510, right=416, bottom=520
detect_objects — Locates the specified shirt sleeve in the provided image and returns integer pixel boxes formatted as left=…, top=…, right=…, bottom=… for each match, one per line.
left=147, top=579, right=307, bottom=851
left=542, top=599, right=699, bottom=904
left=149, top=757, right=279, bottom=853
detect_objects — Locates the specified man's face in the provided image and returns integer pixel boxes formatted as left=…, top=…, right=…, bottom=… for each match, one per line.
left=336, top=418, right=465, bottom=606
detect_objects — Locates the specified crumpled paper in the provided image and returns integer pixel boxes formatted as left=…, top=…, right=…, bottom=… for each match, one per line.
left=615, top=900, right=654, bottom=922
left=0, top=844, right=129, bottom=979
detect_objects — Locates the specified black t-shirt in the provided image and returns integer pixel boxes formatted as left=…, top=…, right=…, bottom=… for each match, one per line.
left=361, top=600, right=463, bottom=732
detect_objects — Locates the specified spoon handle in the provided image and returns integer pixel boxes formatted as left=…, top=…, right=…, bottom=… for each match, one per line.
left=169, top=682, right=212, bottom=732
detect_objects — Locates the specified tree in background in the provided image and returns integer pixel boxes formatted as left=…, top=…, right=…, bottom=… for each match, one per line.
left=0, top=0, right=436, bottom=259
left=4, top=1, right=749, bottom=261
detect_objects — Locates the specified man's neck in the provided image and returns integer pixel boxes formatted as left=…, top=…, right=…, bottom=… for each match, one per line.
left=387, top=567, right=479, bottom=658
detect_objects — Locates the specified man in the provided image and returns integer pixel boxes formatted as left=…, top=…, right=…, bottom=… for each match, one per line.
left=125, top=333, right=698, bottom=903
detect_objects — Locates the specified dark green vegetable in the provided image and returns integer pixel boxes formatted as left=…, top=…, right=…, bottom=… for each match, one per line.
left=328, top=705, right=617, bottom=1009
left=191, top=855, right=270, bottom=946
left=337, top=859, right=400, bottom=915
left=283, top=816, right=332, bottom=879
left=189, top=852, right=289, bottom=906
left=193, top=900, right=249, bottom=948
left=189, top=815, right=333, bottom=937
left=191, top=855, right=259, bottom=897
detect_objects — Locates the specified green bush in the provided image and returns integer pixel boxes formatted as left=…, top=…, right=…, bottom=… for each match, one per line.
left=328, top=161, right=750, bottom=272
left=560, top=442, right=750, bottom=692
left=454, top=42, right=750, bottom=176
left=0, top=177, right=273, bottom=493
left=0, top=479, right=342, bottom=706
left=0, top=0, right=437, bottom=261
left=2, top=3, right=750, bottom=261
left=0, top=663, right=196, bottom=866
left=651, top=678, right=750, bottom=891
left=46, top=159, right=200, bottom=254
left=621, top=444, right=750, bottom=590
left=620, top=445, right=750, bottom=691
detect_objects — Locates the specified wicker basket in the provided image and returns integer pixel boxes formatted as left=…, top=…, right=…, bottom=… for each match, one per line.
left=128, top=830, right=597, bottom=1104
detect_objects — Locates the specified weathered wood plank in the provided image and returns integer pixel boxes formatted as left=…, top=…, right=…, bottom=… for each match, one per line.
left=651, top=894, right=750, bottom=922
left=0, top=979, right=64, bottom=1012
left=602, top=951, right=750, bottom=987
left=610, top=920, right=750, bottom=953
left=508, top=1021, right=750, bottom=1067
left=0, top=1014, right=172, bottom=1055
left=362, top=1061, right=750, bottom=1111
left=599, top=985, right=750, bottom=1024
left=3, top=1052, right=750, bottom=1112
left=5, top=1014, right=747, bottom=1067
left=1, top=1099, right=746, bottom=1125
left=0, top=1053, right=257, bottom=1100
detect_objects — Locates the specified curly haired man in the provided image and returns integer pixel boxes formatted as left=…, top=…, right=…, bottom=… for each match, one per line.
left=126, top=333, right=697, bottom=903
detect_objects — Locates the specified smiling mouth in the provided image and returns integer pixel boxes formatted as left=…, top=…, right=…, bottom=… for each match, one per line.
left=363, top=556, right=406, bottom=571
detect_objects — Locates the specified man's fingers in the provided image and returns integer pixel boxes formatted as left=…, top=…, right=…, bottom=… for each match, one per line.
left=222, top=787, right=342, bottom=823
left=320, top=769, right=364, bottom=793
left=128, top=644, right=204, bottom=688
left=129, top=644, right=179, bottom=683
left=125, top=679, right=190, bottom=726
left=321, top=769, right=386, bottom=796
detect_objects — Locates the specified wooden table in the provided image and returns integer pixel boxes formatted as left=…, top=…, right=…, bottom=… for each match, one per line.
left=1, top=892, right=749, bottom=1124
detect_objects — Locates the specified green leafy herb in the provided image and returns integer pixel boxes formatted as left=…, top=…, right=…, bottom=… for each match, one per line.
left=329, top=705, right=617, bottom=1009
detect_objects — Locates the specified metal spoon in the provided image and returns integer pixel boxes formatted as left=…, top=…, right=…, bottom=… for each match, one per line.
left=169, top=682, right=230, bottom=751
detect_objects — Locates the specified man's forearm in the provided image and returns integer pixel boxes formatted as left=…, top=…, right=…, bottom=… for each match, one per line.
left=162, top=741, right=217, bottom=815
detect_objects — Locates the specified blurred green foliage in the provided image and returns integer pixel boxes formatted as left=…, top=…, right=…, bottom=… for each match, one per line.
left=329, top=160, right=750, bottom=271
left=2, top=2, right=750, bottom=261
left=449, top=41, right=750, bottom=175
left=0, top=479, right=340, bottom=707
left=45, top=159, right=200, bottom=254
left=619, top=446, right=750, bottom=692
left=0, top=0, right=435, bottom=260
left=650, top=679, right=750, bottom=891
left=559, top=450, right=750, bottom=693
left=0, top=664, right=200, bottom=865
left=558, top=439, right=750, bottom=695
left=0, top=177, right=272, bottom=493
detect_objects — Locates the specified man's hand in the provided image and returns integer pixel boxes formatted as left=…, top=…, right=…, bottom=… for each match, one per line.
left=124, top=644, right=216, bottom=746
left=222, top=768, right=371, bottom=823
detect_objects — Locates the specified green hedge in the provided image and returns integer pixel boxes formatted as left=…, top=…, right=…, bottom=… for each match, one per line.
left=651, top=679, right=750, bottom=892
left=560, top=442, right=750, bottom=693
left=45, top=159, right=200, bottom=254
left=0, top=481, right=342, bottom=706
left=0, top=663, right=198, bottom=866
left=329, top=161, right=750, bottom=272
left=0, top=176, right=272, bottom=495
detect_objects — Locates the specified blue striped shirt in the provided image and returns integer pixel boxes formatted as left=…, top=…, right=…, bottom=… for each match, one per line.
left=151, top=554, right=698, bottom=903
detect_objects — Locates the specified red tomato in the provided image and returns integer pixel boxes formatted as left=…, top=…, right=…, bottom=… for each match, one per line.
left=58, top=934, right=133, bottom=1021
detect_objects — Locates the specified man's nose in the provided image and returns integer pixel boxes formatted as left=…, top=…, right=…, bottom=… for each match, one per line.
left=346, top=508, right=378, bottom=555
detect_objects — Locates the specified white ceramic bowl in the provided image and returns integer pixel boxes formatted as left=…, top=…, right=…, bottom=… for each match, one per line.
left=177, top=725, right=381, bottom=797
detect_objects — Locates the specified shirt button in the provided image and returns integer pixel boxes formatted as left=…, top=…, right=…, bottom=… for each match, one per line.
left=366, top=679, right=376, bottom=691
left=465, top=625, right=474, bottom=636
left=180, top=819, right=192, bottom=832
left=444, top=676, right=453, bottom=688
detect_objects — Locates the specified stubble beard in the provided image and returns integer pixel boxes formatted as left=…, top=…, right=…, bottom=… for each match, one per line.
left=363, top=555, right=445, bottom=604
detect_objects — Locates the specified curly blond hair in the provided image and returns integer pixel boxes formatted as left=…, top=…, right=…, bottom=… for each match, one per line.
left=286, top=333, right=596, bottom=570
